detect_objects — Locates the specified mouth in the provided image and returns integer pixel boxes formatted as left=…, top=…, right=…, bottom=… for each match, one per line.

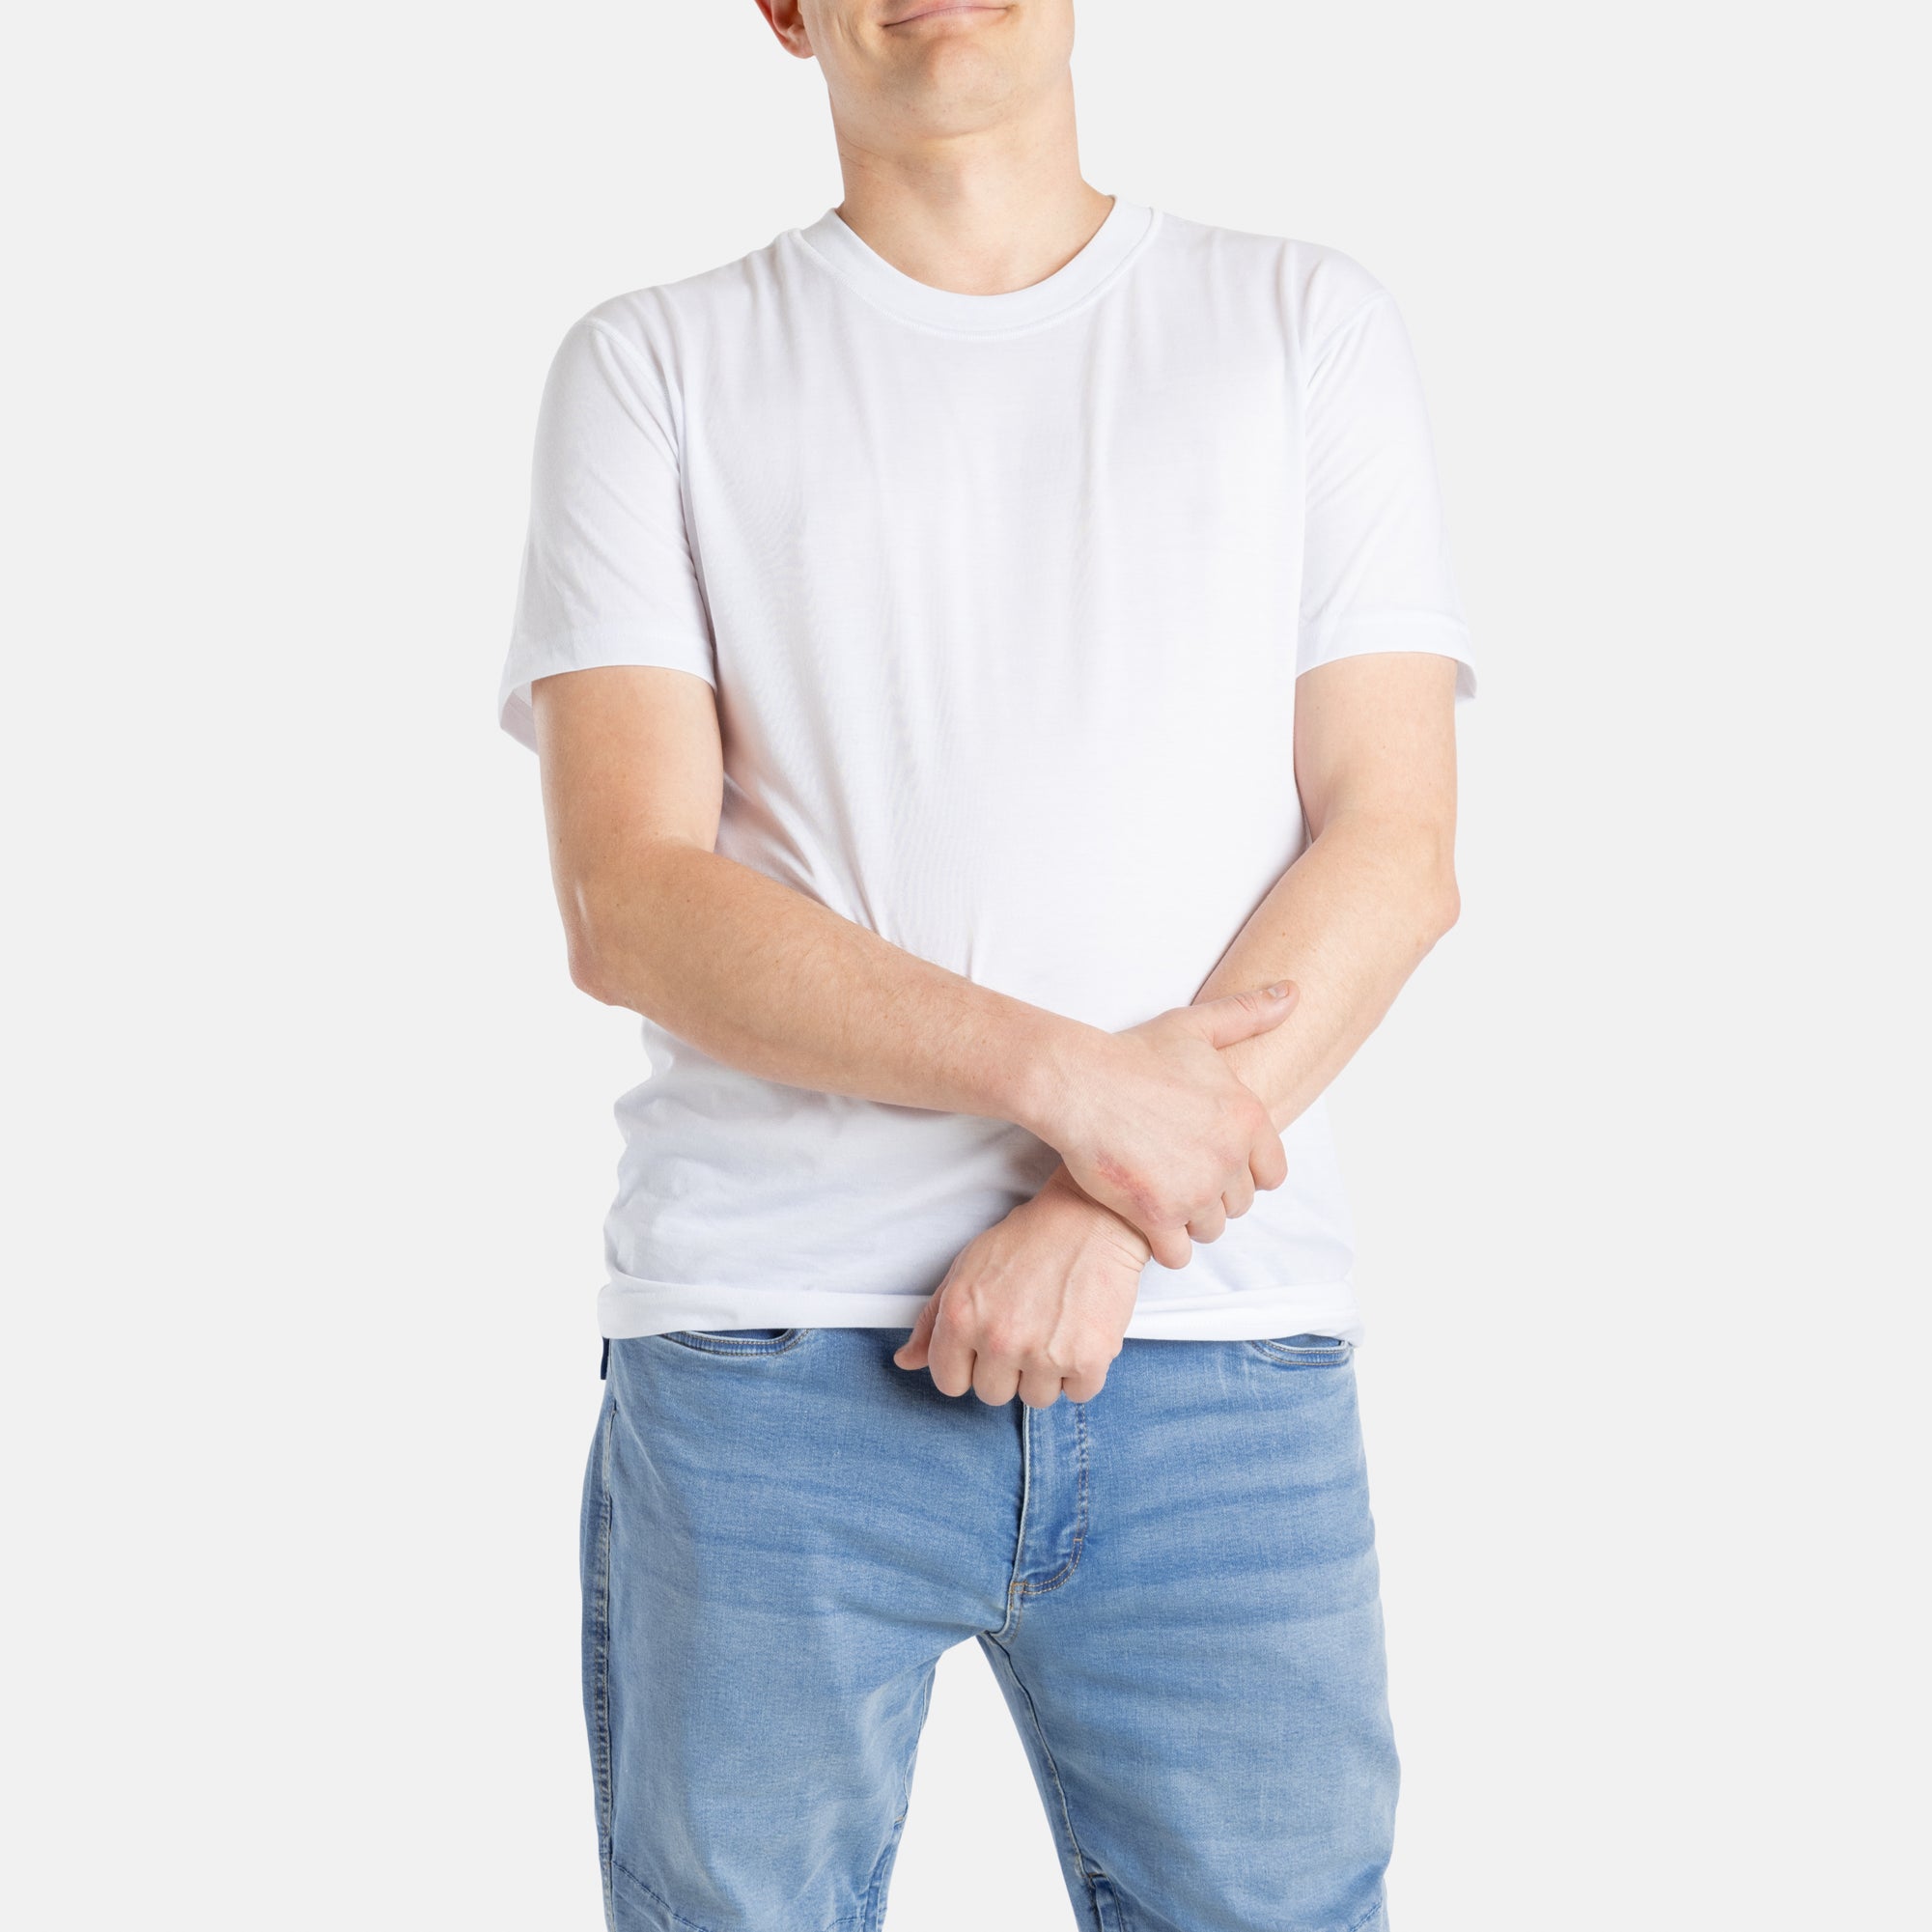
left=883, top=4, right=1007, bottom=24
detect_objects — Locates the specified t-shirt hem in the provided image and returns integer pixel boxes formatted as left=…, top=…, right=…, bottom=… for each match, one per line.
left=597, top=1277, right=1366, bottom=1345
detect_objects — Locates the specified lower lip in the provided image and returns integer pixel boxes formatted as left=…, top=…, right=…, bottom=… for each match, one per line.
left=886, top=5, right=1003, bottom=22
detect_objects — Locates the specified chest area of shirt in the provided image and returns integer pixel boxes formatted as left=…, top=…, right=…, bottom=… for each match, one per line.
left=682, top=325, right=1304, bottom=591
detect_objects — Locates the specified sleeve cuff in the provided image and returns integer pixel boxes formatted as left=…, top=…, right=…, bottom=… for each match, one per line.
left=1297, top=610, right=1477, bottom=703
left=497, top=628, right=718, bottom=751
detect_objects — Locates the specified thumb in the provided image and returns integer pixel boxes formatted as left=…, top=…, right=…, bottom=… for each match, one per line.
left=893, top=1292, right=941, bottom=1370
left=1191, top=982, right=1298, bottom=1049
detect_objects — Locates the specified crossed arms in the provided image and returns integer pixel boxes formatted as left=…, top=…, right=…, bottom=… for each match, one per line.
left=534, top=648, right=1460, bottom=1407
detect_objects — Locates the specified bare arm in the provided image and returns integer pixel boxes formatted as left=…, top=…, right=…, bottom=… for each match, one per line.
left=1195, top=649, right=1462, bottom=1128
left=896, top=650, right=1464, bottom=1405
left=535, top=662, right=1072, bottom=1123
left=532, top=664, right=1294, bottom=1260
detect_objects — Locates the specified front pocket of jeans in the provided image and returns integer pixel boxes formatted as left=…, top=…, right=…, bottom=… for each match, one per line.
left=1244, top=1333, right=1354, bottom=1367
left=655, top=1328, right=813, bottom=1357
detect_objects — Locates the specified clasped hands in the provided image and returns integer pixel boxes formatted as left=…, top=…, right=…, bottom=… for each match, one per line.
left=893, top=983, right=1297, bottom=1410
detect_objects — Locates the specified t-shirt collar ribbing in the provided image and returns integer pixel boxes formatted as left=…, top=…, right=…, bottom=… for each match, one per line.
left=793, top=195, right=1157, bottom=334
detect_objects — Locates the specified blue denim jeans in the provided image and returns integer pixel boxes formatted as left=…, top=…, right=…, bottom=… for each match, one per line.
left=582, top=1328, right=1396, bottom=1932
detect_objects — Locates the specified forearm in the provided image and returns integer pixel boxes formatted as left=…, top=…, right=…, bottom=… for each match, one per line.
left=1026, top=807, right=1455, bottom=1253
left=562, top=838, right=1090, bottom=1128
left=1196, top=808, right=1460, bottom=1131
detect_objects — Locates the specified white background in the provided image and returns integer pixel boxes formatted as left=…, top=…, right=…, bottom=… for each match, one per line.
left=6, top=3, right=1926, bottom=1925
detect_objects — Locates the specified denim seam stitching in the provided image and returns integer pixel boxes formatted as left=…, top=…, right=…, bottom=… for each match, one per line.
left=861, top=1666, right=936, bottom=1930
left=993, top=1406, right=1033, bottom=1640
left=592, top=1399, right=617, bottom=1928
left=986, top=1636, right=1116, bottom=1928
left=1245, top=1337, right=1355, bottom=1366
left=656, top=1328, right=813, bottom=1357
left=612, top=1859, right=874, bottom=1932
left=1091, top=1869, right=1134, bottom=1932
left=609, top=1860, right=721, bottom=1932
left=1345, top=1900, right=1387, bottom=1930
left=1020, top=1399, right=1090, bottom=1596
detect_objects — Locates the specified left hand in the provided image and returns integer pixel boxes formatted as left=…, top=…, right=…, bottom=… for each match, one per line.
left=892, top=1165, right=1151, bottom=1408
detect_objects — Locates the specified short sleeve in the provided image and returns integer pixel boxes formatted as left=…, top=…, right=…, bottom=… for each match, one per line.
left=496, top=314, right=717, bottom=751
left=1298, top=287, right=1476, bottom=701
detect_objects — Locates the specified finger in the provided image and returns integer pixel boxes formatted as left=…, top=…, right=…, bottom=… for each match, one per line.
left=1062, top=1356, right=1115, bottom=1404
left=1222, top=1171, right=1256, bottom=1221
left=892, top=1293, right=941, bottom=1370
left=1249, top=1131, right=1289, bottom=1192
left=1187, top=1203, right=1228, bottom=1245
left=1145, top=1224, right=1192, bottom=1270
left=1190, top=982, right=1297, bottom=1050
left=926, top=1321, right=977, bottom=1398
left=973, top=1355, right=1022, bottom=1407
left=1017, top=1365, right=1065, bottom=1410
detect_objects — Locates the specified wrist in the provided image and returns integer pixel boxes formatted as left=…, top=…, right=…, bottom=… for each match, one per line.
left=1035, top=1162, right=1154, bottom=1266
left=1004, top=1010, right=1106, bottom=1144
left=1217, top=1039, right=1291, bottom=1135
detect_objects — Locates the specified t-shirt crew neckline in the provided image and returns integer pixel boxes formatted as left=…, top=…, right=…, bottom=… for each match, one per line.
left=793, top=195, right=1159, bottom=335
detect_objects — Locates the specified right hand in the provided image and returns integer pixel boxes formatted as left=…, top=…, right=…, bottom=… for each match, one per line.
left=1036, top=985, right=1297, bottom=1269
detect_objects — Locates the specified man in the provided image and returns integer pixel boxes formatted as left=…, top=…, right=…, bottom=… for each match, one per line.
left=499, top=3, right=1473, bottom=1926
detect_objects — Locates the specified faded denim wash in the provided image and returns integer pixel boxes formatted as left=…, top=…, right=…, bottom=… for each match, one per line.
left=581, top=1326, right=1396, bottom=1932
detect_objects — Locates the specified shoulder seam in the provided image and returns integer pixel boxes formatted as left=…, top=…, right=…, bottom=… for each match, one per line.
left=1304, top=289, right=1393, bottom=383
left=574, top=314, right=682, bottom=464
left=578, top=311, right=656, bottom=368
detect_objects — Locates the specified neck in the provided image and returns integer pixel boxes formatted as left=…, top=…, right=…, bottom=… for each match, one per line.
left=828, top=72, right=1111, bottom=295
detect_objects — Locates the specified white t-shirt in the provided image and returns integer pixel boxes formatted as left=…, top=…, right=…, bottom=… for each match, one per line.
left=501, top=196, right=1474, bottom=1342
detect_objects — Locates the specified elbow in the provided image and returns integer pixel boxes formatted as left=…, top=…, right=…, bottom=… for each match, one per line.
left=1319, top=805, right=1461, bottom=955
left=566, top=935, right=624, bottom=1008
left=555, top=837, right=696, bottom=1011
left=560, top=881, right=632, bottom=1009
left=1404, top=828, right=1460, bottom=955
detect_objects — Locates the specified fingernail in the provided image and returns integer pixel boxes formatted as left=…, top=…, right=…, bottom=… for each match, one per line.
left=1265, top=982, right=1290, bottom=998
